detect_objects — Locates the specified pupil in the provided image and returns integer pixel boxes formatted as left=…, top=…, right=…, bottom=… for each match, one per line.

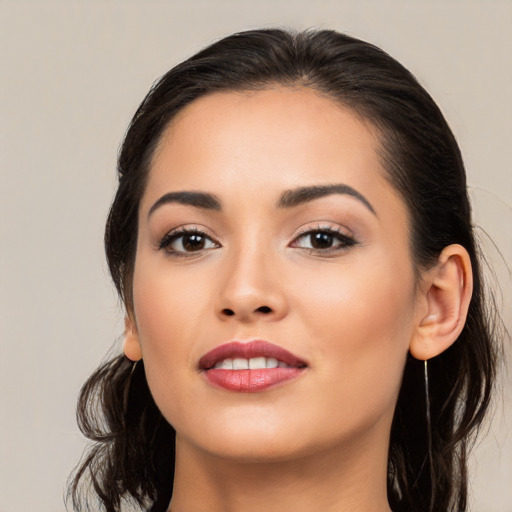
left=311, top=232, right=333, bottom=249
left=183, top=234, right=204, bottom=251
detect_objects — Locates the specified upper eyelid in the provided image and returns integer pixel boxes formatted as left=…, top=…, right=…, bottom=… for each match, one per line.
left=293, top=223, right=354, bottom=239
left=159, top=224, right=218, bottom=239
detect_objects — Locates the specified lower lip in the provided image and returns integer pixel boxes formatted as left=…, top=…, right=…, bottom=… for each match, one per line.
left=202, top=368, right=305, bottom=392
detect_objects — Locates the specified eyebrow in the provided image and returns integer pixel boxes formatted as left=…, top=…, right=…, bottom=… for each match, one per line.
left=277, top=184, right=376, bottom=215
left=148, top=183, right=376, bottom=218
left=148, top=191, right=222, bottom=218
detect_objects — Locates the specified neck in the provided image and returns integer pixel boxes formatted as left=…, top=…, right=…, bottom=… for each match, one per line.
left=167, top=430, right=392, bottom=512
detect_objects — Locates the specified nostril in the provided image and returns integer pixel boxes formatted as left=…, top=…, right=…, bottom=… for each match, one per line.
left=222, top=308, right=235, bottom=316
left=256, top=306, right=272, bottom=314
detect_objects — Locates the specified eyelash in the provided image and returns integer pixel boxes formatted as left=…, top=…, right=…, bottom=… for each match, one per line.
left=290, top=225, right=357, bottom=255
left=158, top=225, right=357, bottom=258
left=158, top=227, right=220, bottom=258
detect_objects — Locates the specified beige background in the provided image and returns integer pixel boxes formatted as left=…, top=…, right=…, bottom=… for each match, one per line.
left=1, top=1, right=510, bottom=511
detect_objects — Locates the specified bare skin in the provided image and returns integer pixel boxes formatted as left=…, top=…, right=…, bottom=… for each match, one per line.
left=124, top=87, right=473, bottom=512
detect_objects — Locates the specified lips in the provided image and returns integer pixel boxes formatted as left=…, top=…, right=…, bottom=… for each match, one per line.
left=198, top=340, right=308, bottom=370
left=198, top=340, right=308, bottom=392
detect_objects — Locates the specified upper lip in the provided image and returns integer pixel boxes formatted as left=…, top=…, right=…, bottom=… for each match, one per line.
left=198, top=340, right=308, bottom=370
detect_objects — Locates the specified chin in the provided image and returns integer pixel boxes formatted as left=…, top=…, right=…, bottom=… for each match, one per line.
left=173, top=412, right=315, bottom=462
left=195, top=435, right=310, bottom=464
left=174, top=411, right=355, bottom=466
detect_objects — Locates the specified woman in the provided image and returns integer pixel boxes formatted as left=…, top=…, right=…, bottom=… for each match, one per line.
left=68, top=29, right=500, bottom=512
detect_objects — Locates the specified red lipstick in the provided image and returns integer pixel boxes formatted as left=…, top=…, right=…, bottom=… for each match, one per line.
left=198, top=340, right=308, bottom=393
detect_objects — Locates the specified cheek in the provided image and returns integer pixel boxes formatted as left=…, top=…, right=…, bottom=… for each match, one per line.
left=133, top=255, right=210, bottom=339
left=131, top=257, right=214, bottom=388
left=131, top=264, right=207, bottom=427
left=300, top=255, right=415, bottom=335
left=295, top=256, right=416, bottom=407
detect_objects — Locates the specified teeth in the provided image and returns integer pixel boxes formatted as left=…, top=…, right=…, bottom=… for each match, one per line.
left=249, top=357, right=266, bottom=369
left=233, top=358, right=249, bottom=370
left=266, top=357, right=278, bottom=368
left=214, top=359, right=233, bottom=370
left=212, top=357, right=291, bottom=370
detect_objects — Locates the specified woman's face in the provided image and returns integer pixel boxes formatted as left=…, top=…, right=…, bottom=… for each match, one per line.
left=130, top=87, right=426, bottom=463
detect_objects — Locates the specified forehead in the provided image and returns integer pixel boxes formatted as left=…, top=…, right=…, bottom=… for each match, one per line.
left=142, top=87, right=406, bottom=221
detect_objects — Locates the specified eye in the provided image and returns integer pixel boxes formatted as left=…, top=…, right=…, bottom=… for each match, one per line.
left=159, top=228, right=220, bottom=256
left=291, top=227, right=356, bottom=253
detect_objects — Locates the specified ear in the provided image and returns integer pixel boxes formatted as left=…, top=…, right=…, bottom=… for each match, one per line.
left=123, top=315, right=143, bottom=361
left=410, top=244, right=473, bottom=360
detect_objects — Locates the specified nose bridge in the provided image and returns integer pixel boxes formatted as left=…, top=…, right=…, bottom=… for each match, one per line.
left=216, top=232, right=286, bottom=321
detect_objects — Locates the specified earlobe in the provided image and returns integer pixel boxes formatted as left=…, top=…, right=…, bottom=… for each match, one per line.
left=123, top=316, right=143, bottom=362
left=410, top=244, right=473, bottom=360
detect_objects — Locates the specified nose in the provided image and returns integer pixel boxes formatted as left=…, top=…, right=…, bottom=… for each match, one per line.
left=214, top=244, right=289, bottom=323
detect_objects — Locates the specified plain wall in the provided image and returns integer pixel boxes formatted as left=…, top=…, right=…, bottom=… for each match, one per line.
left=1, top=1, right=510, bottom=511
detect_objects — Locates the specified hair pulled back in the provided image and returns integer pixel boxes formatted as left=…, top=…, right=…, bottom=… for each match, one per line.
left=68, top=29, right=499, bottom=512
